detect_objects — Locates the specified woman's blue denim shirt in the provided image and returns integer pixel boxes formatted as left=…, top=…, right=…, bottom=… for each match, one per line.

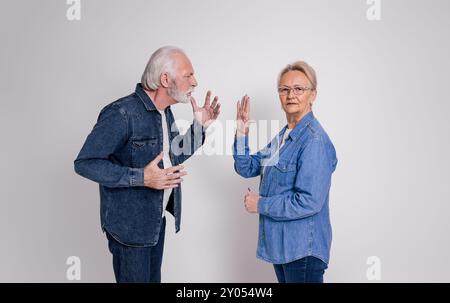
left=233, top=112, right=337, bottom=264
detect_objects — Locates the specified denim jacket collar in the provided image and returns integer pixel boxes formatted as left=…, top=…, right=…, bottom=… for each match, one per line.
left=284, top=111, right=315, bottom=142
left=135, top=83, right=158, bottom=111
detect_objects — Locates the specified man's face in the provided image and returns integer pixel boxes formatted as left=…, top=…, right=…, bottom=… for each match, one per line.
left=278, top=70, right=316, bottom=115
left=167, top=53, right=198, bottom=104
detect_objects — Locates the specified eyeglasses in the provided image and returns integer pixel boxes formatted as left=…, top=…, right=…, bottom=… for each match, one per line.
left=278, top=86, right=315, bottom=96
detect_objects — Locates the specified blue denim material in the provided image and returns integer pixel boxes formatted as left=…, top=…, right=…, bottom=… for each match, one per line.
left=74, top=84, right=205, bottom=247
left=233, top=112, right=337, bottom=264
left=273, top=256, right=328, bottom=283
left=106, top=217, right=166, bottom=283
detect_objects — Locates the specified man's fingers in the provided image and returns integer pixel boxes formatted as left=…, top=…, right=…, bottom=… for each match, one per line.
left=150, top=152, right=164, bottom=166
left=166, top=171, right=188, bottom=180
left=204, top=90, right=212, bottom=107
left=165, top=178, right=184, bottom=185
left=158, top=177, right=185, bottom=189
left=164, top=165, right=185, bottom=175
left=190, top=97, right=199, bottom=111
left=162, top=184, right=179, bottom=189
left=211, top=96, right=219, bottom=109
left=212, top=102, right=220, bottom=118
left=213, top=104, right=221, bottom=119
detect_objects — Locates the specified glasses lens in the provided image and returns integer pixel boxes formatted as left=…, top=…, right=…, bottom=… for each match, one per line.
left=278, top=88, right=288, bottom=95
left=294, top=87, right=304, bottom=95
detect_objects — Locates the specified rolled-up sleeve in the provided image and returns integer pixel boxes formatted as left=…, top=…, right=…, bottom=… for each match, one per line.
left=173, top=119, right=206, bottom=164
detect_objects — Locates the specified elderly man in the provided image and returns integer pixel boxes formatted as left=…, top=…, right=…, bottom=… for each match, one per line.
left=74, top=46, right=220, bottom=283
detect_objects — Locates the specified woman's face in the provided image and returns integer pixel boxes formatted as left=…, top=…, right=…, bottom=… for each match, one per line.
left=278, top=71, right=316, bottom=116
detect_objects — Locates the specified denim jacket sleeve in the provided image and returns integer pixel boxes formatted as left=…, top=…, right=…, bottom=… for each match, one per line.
left=232, top=135, right=263, bottom=178
left=172, top=119, right=206, bottom=164
left=258, top=136, right=335, bottom=221
left=74, top=104, right=144, bottom=188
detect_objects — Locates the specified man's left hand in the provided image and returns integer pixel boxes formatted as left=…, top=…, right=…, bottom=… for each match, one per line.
left=190, top=91, right=221, bottom=128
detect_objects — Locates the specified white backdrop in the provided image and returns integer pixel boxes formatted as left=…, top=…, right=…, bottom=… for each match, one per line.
left=0, top=0, right=449, bottom=282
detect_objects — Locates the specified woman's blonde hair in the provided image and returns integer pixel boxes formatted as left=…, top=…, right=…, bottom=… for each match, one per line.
left=277, top=61, right=317, bottom=90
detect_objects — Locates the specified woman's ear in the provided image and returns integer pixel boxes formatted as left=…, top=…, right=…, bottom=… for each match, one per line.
left=309, top=90, right=317, bottom=106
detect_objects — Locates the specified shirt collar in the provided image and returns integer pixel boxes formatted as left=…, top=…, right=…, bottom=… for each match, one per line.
left=283, top=111, right=315, bottom=142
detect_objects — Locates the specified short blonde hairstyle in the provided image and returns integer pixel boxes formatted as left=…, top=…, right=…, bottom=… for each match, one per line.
left=277, top=61, right=317, bottom=90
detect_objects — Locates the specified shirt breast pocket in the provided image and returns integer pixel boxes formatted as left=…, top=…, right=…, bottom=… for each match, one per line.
left=131, top=137, right=158, bottom=168
left=272, top=160, right=297, bottom=189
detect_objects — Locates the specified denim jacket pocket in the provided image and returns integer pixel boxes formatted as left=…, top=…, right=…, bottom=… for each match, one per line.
left=274, top=161, right=296, bottom=173
left=131, top=137, right=158, bottom=167
left=132, top=137, right=157, bottom=148
left=272, top=160, right=297, bottom=189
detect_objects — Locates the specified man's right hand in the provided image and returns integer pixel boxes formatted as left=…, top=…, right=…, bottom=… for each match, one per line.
left=143, top=152, right=187, bottom=189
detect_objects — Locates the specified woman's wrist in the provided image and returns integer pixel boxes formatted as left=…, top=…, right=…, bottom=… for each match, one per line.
left=235, top=129, right=249, bottom=137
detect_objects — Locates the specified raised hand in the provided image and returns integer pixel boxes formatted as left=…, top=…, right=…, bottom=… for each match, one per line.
left=143, top=152, right=187, bottom=189
left=190, top=91, right=221, bottom=128
left=236, top=94, right=251, bottom=136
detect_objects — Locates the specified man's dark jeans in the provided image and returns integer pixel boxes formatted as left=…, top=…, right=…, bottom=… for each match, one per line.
left=106, top=217, right=166, bottom=283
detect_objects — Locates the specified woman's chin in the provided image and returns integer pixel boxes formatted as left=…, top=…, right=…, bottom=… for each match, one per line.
left=283, top=107, right=301, bottom=115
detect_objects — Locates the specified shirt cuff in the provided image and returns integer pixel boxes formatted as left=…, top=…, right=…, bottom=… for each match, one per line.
left=257, top=196, right=269, bottom=215
left=234, top=135, right=248, bottom=156
left=129, top=168, right=144, bottom=187
left=192, top=119, right=207, bottom=131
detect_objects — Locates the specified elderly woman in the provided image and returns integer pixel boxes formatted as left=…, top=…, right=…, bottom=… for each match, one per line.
left=233, top=61, right=337, bottom=283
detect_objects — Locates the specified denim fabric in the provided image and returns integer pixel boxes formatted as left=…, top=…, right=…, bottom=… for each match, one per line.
left=74, top=83, right=205, bottom=246
left=233, top=112, right=337, bottom=264
left=273, top=256, right=328, bottom=283
left=106, top=217, right=166, bottom=283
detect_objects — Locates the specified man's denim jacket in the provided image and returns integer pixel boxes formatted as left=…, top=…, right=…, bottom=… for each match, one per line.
left=74, top=84, right=205, bottom=247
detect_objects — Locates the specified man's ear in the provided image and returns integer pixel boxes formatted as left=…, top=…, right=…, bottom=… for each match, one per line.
left=160, top=73, right=170, bottom=88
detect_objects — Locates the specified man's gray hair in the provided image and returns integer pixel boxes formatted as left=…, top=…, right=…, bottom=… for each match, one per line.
left=141, top=46, right=186, bottom=90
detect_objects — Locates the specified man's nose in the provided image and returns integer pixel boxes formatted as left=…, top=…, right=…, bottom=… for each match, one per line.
left=191, top=76, right=198, bottom=87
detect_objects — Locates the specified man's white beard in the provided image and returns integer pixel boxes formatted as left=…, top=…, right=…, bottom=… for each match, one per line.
left=168, top=85, right=192, bottom=104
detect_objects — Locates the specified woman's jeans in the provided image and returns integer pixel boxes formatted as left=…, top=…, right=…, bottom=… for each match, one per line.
left=106, top=217, right=166, bottom=283
left=273, top=256, right=328, bottom=283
